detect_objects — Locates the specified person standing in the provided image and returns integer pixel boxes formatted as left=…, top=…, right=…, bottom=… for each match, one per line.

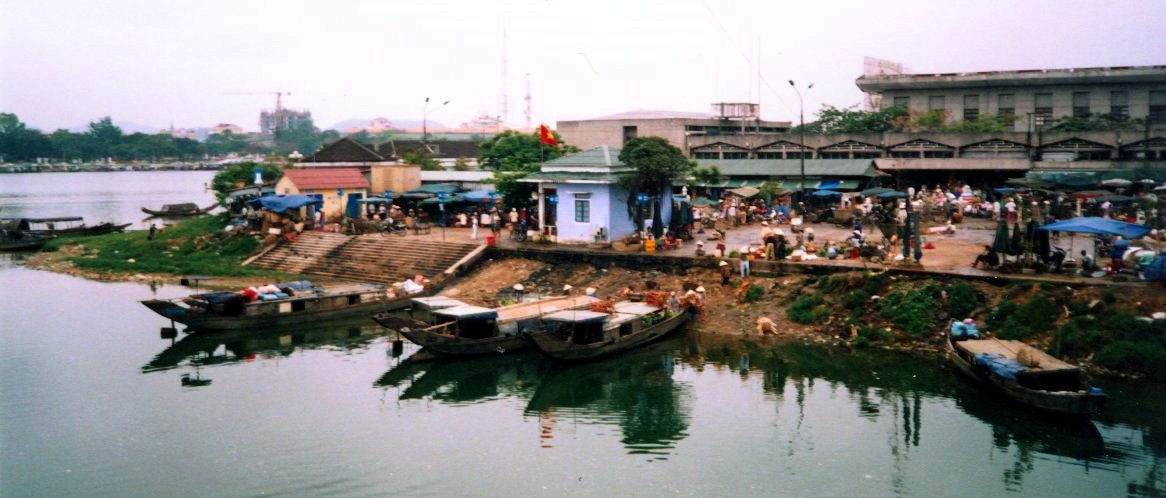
left=471, top=214, right=479, bottom=240
left=739, top=246, right=750, bottom=278
left=719, top=261, right=732, bottom=285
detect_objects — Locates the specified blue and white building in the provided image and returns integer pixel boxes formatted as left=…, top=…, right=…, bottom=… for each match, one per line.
left=523, top=146, right=673, bottom=244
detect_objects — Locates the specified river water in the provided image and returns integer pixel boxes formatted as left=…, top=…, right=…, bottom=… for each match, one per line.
left=0, top=172, right=1163, bottom=496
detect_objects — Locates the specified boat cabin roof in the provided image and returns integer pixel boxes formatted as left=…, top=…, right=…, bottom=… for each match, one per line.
left=434, top=305, right=498, bottom=320
left=613, top=301, right=661, bottom=315
left=412, top=296, right=469, bottom=310
left=542, top=309, right=610, bottom=323
left=496, top=295, right=599, bottom=322
left=162, top=203, right=199, bottom=210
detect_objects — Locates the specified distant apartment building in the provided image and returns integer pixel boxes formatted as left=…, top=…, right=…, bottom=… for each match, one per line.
left=856, top=65, right=1166, bottom=132
left=260, top=108, right=313, bottom=134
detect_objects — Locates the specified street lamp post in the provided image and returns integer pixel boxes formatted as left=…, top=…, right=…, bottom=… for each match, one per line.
left=422, top=97, right=450, bottom=142
left=789, top=80, right=813, bottom=206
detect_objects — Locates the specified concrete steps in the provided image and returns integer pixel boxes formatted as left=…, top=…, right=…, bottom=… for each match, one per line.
left=248, top=232, right=482, bottom=285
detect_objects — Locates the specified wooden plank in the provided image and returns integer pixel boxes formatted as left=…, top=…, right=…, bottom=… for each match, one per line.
left=954, top=338, right=1076, bottom=372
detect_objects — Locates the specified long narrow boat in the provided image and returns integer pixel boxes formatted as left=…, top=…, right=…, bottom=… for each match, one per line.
left=377, top=295, right=598, bottom=356
left=141, top=203, right=217, bottom=217
left=142, top=281, right=416, bottom=331
left=2, top=217, right=130, bottom=236
left=0, top=229, right=50, bottom=251
left=944, top=322, right=1106, bottom=416
left=529, top=301, right=689, bottom=361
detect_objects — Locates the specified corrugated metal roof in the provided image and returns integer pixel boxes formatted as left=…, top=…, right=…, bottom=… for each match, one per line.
left=541, top=146, right=627, bottom=168
left=521, top=171, right=627, bottom=184
left=282, top=168, right=370, bottom=189
left=874, top=158, right=1030, bottom=170
left=695, top=159, right=877, bottom=177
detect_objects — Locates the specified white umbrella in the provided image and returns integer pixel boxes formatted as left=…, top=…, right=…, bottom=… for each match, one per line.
left=1101, top=178, right=1133, bottom=188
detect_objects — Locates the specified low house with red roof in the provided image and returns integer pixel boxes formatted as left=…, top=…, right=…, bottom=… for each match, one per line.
left=275, top=168, right=370, bottom=221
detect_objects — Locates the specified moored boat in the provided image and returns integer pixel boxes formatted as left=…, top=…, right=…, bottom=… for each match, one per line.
left=529, top=301, right=689, bottom=361
left=2, top=217, right=130, bottom=236
left=379, top=295, right=598, bottom=356
left=141, top=202, right=217, bottom=217
left=0, top=225, right=51, bottom=251
left=944, top=321, right=1106, bottom=416
left=142, top=281, right=414, bottom=331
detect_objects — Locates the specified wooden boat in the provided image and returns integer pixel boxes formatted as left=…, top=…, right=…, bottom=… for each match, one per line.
left=141, top=202, right=217, bottom=217
left=529, top=301, right=689, bottom=361
left=0, top=227, right=50, bottom=251
left=944, top=322, right=1106, bottom=416
left=378, top=295, right=598, bottom=356
left=142, top=281, right=415, bottom=331
left=1, top=217, right=130, bottom=236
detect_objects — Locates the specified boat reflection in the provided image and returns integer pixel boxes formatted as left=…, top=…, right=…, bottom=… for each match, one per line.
left=376, top=351, right=546, bottom=404
left=525, top=336, right=692, bottom=457
left=143, top=318, right=394, bottom=375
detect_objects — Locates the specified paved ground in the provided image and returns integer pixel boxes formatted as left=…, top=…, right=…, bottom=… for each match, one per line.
left=397, top=215, right=1135, bottom=281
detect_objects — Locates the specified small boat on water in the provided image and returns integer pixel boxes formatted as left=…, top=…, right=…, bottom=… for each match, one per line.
left=529, top=301, right=689, bottom=361
left=376, top=295, right=599, bottom=356
left=142, top=280, right=416, bottom=331
left=1, top=217, right=130, bottom=236
left=0, top=228, right=50, bottom=251
left=141, top=202, right=217, bottom=217
left=944, top=321, right=1106, bottom=416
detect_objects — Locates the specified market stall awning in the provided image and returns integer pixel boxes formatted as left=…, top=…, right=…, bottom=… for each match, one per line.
left=1038, top=217, right=1151, bottom=239
left=725, top=186, right=760, bottom=198
left=250, top=194, right=323, bottom=212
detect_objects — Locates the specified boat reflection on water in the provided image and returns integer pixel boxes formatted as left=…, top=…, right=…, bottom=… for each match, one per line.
left=376, top=351, right=547, bottom=404
left=142, top=318, right=395, bottom=386
left=525, top=336, right=692, bottom=457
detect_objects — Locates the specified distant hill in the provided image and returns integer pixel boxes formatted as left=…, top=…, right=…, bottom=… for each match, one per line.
left=62, top=120, right=164, bottom=135
left=329, top=118, right=443, bottom=132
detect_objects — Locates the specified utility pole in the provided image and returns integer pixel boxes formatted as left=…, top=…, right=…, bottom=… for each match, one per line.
left=789, top=80, right=813, bottom=205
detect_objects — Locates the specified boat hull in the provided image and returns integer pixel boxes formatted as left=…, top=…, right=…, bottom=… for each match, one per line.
left=944, top=328, right=1106, bottom=416
left=530, top=311, right=688, bottom=361
left=141, top=204, right=216, bottom=217
left=399, top=328, right=532, bottom=356
left=143, top=295, right=412, bottom=332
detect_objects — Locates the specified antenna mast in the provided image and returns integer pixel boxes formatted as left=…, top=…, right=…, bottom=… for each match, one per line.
left=524, top=73, right=532, bottom=129
left=500, top=28, right=509, bottom=125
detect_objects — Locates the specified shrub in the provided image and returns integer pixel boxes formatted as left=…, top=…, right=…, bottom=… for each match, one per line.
left=996, top=294, right=1059, bottom=340
left=1100, top=287, right=1117, bottom=304
left=1095, top=341, right=1166, bottom=380
left=788, top=293, right=830, bottom=324
left=946, top=282, right=980, bottom=319
left=878, top=282, right=941, bottom=339
left=742, top=284, right=764, bottom=303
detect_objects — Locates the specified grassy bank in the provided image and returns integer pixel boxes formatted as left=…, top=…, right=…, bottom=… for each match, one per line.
left=42, top=215, right=293, bottom=279
left=783, top=271, right=1166, bottom=380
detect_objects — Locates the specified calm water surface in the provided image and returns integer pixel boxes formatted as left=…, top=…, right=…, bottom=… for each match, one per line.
left=1, top=172, right=1163, bottom=496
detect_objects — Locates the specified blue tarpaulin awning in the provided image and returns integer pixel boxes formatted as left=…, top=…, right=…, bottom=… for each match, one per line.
left=1038, top=217, right=1151, bottom=239
left=250, top=194, right=323, bottom=212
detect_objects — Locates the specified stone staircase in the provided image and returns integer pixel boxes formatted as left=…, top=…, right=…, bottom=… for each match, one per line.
left=247, top=232, right=483, bottom=285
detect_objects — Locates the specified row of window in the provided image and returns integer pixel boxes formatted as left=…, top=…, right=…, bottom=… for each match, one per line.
left=894, top=90, right=1166, bottom=124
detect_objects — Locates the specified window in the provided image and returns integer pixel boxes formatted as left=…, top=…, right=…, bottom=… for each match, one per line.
left=963, top=95, right=980, bottom=120
left=928, top=96, right=945, bottom=112
left=1033, top=93, right=1053, bottom=128
left=573, top=193, right=591, bottom=223
left=1110, top=91, right=1129, bottom=119
left=997, top=94, right=1015, bottom=117
left=1149, top=91, right=1166, bottom=125
left=1072, top=92, right=1091, bottom=118
left=893, top=96, right=910, bottom=109
left=622, top=126, right=637, bottom=145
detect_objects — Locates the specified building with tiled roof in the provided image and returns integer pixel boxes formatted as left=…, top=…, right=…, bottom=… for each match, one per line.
left=275, top=168, right=371, bottom=221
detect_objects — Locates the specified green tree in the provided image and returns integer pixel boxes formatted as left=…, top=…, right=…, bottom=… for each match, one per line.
left=478, top=129, right=578, bottom=171
left=402, top=150, right=442, bottom=171
left=487, top=170, right=537, bottom=210
left=273, top=117, right=322, bottom=157
left=1047, top=112, right=1144, bottom=132
left=84, top=116, right=123, bottom=160
left=618, top=136, right=693, bottom=237
left=806, top=104, right=909, bottom=134
left=0, top=113, right=53, bottom=161
left=453, top=157, right=473, bottom=171
left=210, top=161, right=283, bottom=205
left=944, top=113, right=1016, bottom=133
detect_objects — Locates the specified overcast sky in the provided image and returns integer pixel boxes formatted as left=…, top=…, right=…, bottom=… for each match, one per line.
left=2, top=0, right=1164, bottom=134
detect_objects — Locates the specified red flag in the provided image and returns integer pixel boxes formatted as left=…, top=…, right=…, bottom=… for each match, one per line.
left=538, top=124, right=559, bottom=146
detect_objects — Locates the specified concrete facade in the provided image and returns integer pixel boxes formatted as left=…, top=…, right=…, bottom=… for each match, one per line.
left=557, top=110, right=791, bottom=152
left=857, top=65, right=1166, bottom=132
